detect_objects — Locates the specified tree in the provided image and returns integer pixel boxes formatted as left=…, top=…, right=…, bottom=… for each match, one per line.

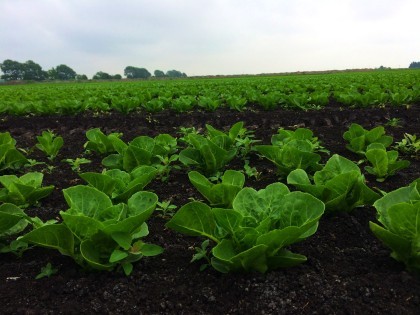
left=0, top=59, right=47, bottom=81
left=154, top=70, right=166, bottom=78
left=22, top=60, right=47, bottom=81
left=0, top=59, right=24, bottom=80
left=124, top=66, right=151, bottom=79
left=166, top=69, right=187, bottom=78
left=112, top=74, right=122, bottom=79
left=92, top=71, right=112, bottom=80
left=48, top=64, right=77, bottom=80
left=409, top=61, right=420, bottom=69
left=75, top=74, right=88, bottom=80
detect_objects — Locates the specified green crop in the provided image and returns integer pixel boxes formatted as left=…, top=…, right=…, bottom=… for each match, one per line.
left=343, top=123, right=393, bottom=155
left=35, top=130, right=64, bottom=161
left=80, top=165, right=157, bottom=202
left=364, top=143, right=410, bottom=182
left=0, top=172, right=54, bottom=207
left=20, top=186, right=162, bottom=275
left=179, top=122, right=243, bottom=175
left=394, top=133, right=419, bottom=159
left=255, top=128, right=323, bottom=178
left=287, top=154, right=379, bottom=212
left=84, top=128, right=126, bottom=155
left=0, top=132, right=28, bottom=173
left=369, top=179, right=420, bottom=274
left=102, top=134, right=178, bottom=173
left=188, top=170, right=245, bottom=208
left=166, top=183, right=324, bottom=273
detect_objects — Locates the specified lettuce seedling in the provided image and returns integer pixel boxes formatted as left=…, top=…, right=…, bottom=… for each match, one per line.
left=369, top=179, right=420, bottom=274
left=364, top=143, right=410, bottom=182
left=166, top=183, right=324, bottom=273
left=188, top=170, right=245, bottom=208
left=80, top=165, right=157, bottom=202
left=287, top=154, right=379, bottom=213
left=102, top=134, right=178, bottom=173
left=0, top=132, right=28, bottom=173
left=271, top=127, right=329, bottom=155
left=255, top=140, right=322, bottom=178
left=179, top=122, right=242, bottom=175
left=394, top=133, right=419, bottom=159
left=20, top=186, right=162, bottom=275
left=35, top=130, right=64, bottom=161
left=343, top=123, right=393, bottom=155
left=84, top=128, right=127, bottom=155
left=0, top=172, right=54, bottom=207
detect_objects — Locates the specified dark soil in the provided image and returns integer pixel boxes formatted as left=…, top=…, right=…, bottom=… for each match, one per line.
left=0, top=104, right=419, bottom=314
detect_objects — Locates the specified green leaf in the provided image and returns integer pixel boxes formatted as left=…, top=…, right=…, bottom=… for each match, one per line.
left=122, top=262, right=133, bottom=275
left=166, top=201, right=218, bottom=242
left=20, top=224, right=74, bottom=256
left=109, top=249, right=129, bottom=263
left=0, top=203, right=28, bottom=236
left=139, top=243, right=164, bottom=256
left=63, top=185, right=113, bottom=217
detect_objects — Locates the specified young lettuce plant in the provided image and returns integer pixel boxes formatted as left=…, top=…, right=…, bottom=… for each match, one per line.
left=369, top=179, right=420, bottom=274
left=188, top=170, right=245, bottom=208
left=0, top=132, right=28, bottom=173
left=271, top=127, right=329, bottom=155
left=287, top=154, right=379, bottom=213
left=84, top=128, right=127, bottom=155
left=80, top=165, right=157, bottom=203
left=364, top=143, right=410, bottom=182
left=179, top=122, right=243, bottom=175
left=35, top=130, right=64, bottom=161
left=393, top=133, right=419, bottom=159
left=19, top=186, right=162, bottom=275
left=343, top=123, right=393, bottom=155
left=255, top=135, right=322, bottom=179
left=0, top=172, right=54, bottom=207
left=102, top=134, right=178, bottom=173
left=166, top=183, right=325, bottom=273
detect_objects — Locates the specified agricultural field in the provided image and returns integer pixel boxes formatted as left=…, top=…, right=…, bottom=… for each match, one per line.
left=0, top=70, right=420, bottom=314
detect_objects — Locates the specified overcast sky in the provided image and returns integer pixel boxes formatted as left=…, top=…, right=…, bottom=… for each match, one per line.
left=1, top=0, right=419, bottom=77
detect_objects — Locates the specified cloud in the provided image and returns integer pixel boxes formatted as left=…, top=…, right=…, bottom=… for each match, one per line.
left=1, top=0, right=419, bottom=76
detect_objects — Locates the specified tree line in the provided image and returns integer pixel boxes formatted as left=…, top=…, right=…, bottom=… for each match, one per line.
left=0, top=59, right=187, bottom=81
left=408, top=61, right=420, bottom=69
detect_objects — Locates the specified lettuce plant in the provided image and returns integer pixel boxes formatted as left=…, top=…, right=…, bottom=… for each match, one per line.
left=393, top=133, right=419, bottom=159
left=188, top=170, right=245, bottom=208
left=369, top=179, right=420, bottom=274
left=35, top=130, right=64, bottom=161
left=287, top=154, right=379, bottom=213
left=166, top=183, right=325, bottom=273
left=0, top=132, right=28, bottom=173
left=84, top=128, right=127, bottom=155
left=0, top=172, right=54, bottom=207
left=80, top=165, right=157, bottom=202
left=102, top=134, right=178, bottom=172
left=343, top=123, right=393, bottom=155
left=271, top=127, right=329, bottom=154
left=364, top=143, right=410, bottom=182
left=179, top=122, right=243, bottom=175
left=255, top=138, right=322, bottom=178
left=20, top=186, right=162, bottom=275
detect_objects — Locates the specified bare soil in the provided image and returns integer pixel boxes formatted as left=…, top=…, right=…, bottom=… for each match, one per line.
left=0, top=104, right=419, bottom=314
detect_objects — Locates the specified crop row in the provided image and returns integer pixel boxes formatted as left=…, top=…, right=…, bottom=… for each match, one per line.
left=0, top=70, right=419, bottom=115
left=0, top=122, right=419, bottom=277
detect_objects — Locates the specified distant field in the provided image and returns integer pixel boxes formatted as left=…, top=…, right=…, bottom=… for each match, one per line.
left=0, top=69, right=419, bottom=115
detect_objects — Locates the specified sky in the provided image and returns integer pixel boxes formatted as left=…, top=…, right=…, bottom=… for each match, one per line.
left=1, top=0, right=419, bottom=77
